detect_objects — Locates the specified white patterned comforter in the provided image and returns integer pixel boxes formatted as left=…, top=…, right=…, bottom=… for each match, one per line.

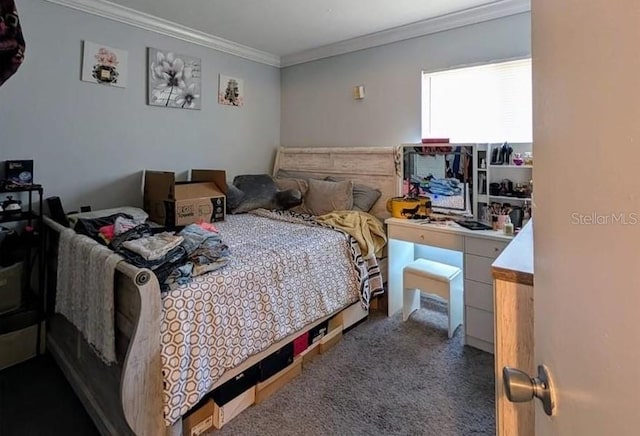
left=160, top=211, right=373, bottom=425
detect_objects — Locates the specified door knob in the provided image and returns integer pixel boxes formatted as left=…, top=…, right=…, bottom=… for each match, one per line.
left=503, top=364, right=555, bottom=416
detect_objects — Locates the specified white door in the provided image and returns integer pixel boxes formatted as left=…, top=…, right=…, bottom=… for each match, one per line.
left=532, top=0, right=640, bottom=434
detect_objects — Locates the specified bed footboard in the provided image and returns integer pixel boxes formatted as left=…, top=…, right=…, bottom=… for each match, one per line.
left=116, top=262, right=165, bottom=436
left=45, top=217, right=167, bottom=436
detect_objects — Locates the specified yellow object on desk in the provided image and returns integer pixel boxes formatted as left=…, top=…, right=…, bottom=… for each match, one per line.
left=386, top=196, right=431, bottom=218
left=386, top=197, right=421, bottom=218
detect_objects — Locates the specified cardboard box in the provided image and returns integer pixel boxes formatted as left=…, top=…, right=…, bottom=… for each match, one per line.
left=144, top=169, right=227, bottom=228
left=308, top=320, right=329, bottom=345
left=319, top=326, right=343, bottom=354
left=258, top=342, right=294, bottom=382
left=212, top=386, right=256, bottom=429
left=182, top=399, right=215, bottom=436
left=255, top=358, right=302, bottom=404
left=300, top=341, right=321, bottom=366
left=0, top=321, right=45, bottom=371
left=0, top=262, right=22, bottom=314
left=211, top=364, right=259, bottom=406
left=293, top=331, right=309, bottom=357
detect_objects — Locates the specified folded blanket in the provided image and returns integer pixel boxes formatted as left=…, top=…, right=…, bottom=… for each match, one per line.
left=316, top=210, right=387, bottom=260
left=56, top=229, right=122, bottom=365
left=122, top=232, right=184, bottom=261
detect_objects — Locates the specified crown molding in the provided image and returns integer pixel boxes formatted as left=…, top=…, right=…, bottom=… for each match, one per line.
left=44, top=0, right=281, bottom=67
left=281, top=0, right=530, bottom=67
left=45, top=0, right=530, bottom=69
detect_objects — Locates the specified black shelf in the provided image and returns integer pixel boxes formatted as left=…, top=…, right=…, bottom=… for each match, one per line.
left=0, top=211, right=39, bottom=224
left=0, top=184, right=43, bottom=193
left=0, top=184, right=45, bottom=363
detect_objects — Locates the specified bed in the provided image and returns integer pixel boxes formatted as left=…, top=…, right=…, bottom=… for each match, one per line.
left=44, top=145, right=399, bottom=436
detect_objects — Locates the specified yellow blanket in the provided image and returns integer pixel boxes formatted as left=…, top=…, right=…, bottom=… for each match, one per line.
left=317, top=210, right=387, bottom=260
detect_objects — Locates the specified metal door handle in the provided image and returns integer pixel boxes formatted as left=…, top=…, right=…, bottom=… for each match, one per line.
left=503, top=365, right=555, bottom=416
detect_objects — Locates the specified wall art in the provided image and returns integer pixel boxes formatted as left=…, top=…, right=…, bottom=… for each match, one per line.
left=218, top=74, right=244, bottom=107
left=148, top=48, right=201, bottom=109
left=81, top=41, right=128, bottom=88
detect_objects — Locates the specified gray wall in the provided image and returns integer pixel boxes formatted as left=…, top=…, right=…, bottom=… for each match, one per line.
left=1, top=4, right=529, bottom=211
left=281, top=13, right=531, bottom=147
left=0, top=0, right=280, bottom=211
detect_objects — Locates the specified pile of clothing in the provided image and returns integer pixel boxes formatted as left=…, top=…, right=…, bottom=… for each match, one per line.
left=74, top=213, right=230, bottom=291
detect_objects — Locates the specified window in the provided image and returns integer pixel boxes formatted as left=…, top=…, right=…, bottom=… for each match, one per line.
left=422, top=58, right=532, bottom=143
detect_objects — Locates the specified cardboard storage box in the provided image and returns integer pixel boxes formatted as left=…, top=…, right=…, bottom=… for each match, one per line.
left=0, top=262, right=22, bottom=314
left=211, top=364, right=259, bottom=407
left=308, top=320, right=329, bottom=345
left=319, top=325, right=343, bottom=354
left=144, top=169, right=227, bottom=228
left=182, top=399, right=215, bottom=436
left=213, top=386, right=256, bottom=429
left=293, top=331, right=309, bottom=357
left=258, top=342, right=294, bottom=382
left=256, top=358, right=302, bottom=404
left=300, top=341, right=321, bottom=366
left=0, top=321, right=45, bottom=371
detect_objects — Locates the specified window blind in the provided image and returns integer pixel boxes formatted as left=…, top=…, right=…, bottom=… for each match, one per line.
left=422, top=58, right=532, bottom=143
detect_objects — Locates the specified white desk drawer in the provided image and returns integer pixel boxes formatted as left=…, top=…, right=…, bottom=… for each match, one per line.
left=388, top=225, right=464, bottom=251
left=464, top=279, right=494, bottom=312
left=464, top=254, right=495, bottom=285
left=465, top=237, right=508, bottom=259
left=466, top=307, right=494, bottom=344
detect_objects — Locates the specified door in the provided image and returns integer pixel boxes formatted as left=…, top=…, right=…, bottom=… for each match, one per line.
left=531, top=0, right=640, bottom=434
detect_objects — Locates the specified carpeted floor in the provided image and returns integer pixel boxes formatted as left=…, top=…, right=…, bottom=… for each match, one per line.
left=213, top=297, right=495, bottom=436
left=0, top=297, right=494, bottom=436
left=0, top=353, right=99, bottom=436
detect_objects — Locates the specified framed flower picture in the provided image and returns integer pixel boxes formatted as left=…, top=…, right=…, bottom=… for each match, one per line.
left=148, top=48, right=201, bottom=110
left=81, top=41, right=128, bottom=88
left=218, top=74, right=244, bottom=107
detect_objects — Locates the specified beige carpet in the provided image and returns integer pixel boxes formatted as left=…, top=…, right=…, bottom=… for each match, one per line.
left=212, top=297, right=495, bottom=436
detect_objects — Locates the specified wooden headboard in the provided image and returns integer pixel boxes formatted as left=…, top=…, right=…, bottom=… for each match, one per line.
left=272, top=146, right=400, bottom=219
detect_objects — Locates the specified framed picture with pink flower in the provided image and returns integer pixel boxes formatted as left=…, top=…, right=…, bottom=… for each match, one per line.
left=81, top=41, right=128, bottom=88
left=147, top=47, right=201, bottom=110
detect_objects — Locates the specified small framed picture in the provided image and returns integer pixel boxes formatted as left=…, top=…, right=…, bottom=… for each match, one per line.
left=218, top=74, right=244, bottom=107
left=81, top=41, right=128, bottom=88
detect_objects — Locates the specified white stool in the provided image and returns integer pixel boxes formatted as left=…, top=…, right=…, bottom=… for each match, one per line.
left=402, top=258, right=463, bottom=338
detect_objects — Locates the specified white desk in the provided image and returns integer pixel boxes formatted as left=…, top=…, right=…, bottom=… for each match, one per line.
left=385, top=218, right=513, bottom=353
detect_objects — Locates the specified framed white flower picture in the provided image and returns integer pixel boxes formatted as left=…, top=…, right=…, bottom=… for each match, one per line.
left=218, top=74, right=244, bottom=107
left=81, top=41, right=128, bottom=88
left=147, top=48, right=201, bottom=110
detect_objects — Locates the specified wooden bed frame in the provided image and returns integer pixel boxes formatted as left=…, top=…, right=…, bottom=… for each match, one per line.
left=45, top=146, right=399, bottom=436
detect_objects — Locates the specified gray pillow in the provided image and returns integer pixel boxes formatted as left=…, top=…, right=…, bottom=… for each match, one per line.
left=225, top=183, right=245, bottom=212
left=275, top=189, right=303, bottom=210
left=230, top=174, right=302, bottom=214
left=325, top=177, right=381, bottom=212
left=274, top=177, right=309, bottom=196
left=303, top=178, right=353, bottom=216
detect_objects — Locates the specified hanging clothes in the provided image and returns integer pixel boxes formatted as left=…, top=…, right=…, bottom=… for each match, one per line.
left=0, top=0, right=25, bottom=86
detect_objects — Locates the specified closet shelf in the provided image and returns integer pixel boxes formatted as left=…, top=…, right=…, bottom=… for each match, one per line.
left=488, top=195, right=532, bottom=202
